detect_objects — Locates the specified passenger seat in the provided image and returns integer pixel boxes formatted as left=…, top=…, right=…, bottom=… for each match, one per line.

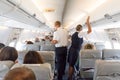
left=80, top=50, right=102, bottom=78
left=94, top=60, right=120, bottom=80
left=37, top=51, right=55, bottom=72
left=102, top=49, right=120, bottom=60
left=11, top=63, right=53, bottom=80
left=0, top=61, right=14, bottom=79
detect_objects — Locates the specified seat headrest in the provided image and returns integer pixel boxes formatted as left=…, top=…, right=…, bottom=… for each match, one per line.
left=40, top=44, right=55, bottom=51
left=11, top=63, right=52, bottom=80
left=0, top=61, right=14, bottom=68
left=94, top=42, right=105, bottom=50
left=0, top=61, right=14, bottom=78
left=103, top=49, right=120, bottom=60
left=37, top=51, right=55, bottom=61
left=95, top=60, right=120, bottom=76
left=80, top=50, right=102, bottom=59
left=26, top=44, right=39, bottom=51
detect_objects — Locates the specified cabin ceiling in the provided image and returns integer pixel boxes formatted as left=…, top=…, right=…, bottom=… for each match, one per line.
left=0, top=0, right=120, bottom=30
left=31, top=0, right=109, bottom=28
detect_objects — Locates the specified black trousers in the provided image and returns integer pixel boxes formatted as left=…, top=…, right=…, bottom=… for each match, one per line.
left=55, top=47, right=67, bottom=80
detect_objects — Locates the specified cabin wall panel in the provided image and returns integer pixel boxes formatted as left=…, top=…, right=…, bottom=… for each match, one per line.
left=0, top=27, right=12, bottom=45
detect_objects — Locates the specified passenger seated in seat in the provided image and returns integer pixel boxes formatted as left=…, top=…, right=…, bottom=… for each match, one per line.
left=35, top=37, right=40, bottom=42
left=84, top=43, right=95, bottom=50
left=23, top=51, right=44, bottom=64
left=45, top=36, right=51, bottom=44
left=0, top=46, right=18, bottom=63
left=4, top=67, right=36, bottom=80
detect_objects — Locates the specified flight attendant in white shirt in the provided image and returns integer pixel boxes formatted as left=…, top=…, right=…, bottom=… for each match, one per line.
left=51, top=21, right=68, bottom=80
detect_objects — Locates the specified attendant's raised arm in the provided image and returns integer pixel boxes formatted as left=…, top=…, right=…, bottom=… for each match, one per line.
left=86, top=16, right=92, bottom=34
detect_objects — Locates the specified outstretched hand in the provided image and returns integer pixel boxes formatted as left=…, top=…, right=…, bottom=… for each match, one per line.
left=87, top=16, right=90, bottom=22
left=86, top=16, right=92, bottom=34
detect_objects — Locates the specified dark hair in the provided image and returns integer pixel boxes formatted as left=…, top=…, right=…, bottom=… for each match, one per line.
left=0, top=43, right=5, bottom=49
left=76, top=24, right=82, bottom=31
left=26, top=41, right=33, bottom=44
left=24, top=51, right=44, bottom=64
left=4, top=67, right=36, bottom=80
left=45, top=36, right=49, bottom=39
left=84, top=43, right=94, bottom=49
left=0, top=46, right=18, bottom=62
left=55, top=21, right=61, bottom=27
left=41, top=39, right=45, bottom=41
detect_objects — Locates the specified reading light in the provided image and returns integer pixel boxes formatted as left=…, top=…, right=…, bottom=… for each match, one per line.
left=44, top=8, right=55, bottom=12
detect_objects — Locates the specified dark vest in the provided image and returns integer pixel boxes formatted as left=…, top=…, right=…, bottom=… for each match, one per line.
left=71, top=32, right=83, bottom=50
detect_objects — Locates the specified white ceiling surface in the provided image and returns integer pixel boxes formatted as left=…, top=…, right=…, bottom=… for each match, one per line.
left=63, top=0, right=107, bottom=28
left=26, top=0, right=120, bottom=29
left=31, top=0, right=67, bottom=27
left=0, top=0, right=120, bottom=30
left=63, top=0, right=120, bottom=29
left=90, top=0, right=120, bottom=21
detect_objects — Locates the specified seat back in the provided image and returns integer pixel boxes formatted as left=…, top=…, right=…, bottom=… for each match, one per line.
left=0, top=61, right=14, bottom=79
left=11, top=63, right=53, bottom=80
left=94, top=42, right=105, bottom=50
left=18, top=51, right=28, bottom=64
left=18, top=51, right=55, bottom=71
left=40, top=44, right=55, bottom=51
left=37, top=51, right=55, bottom=71
left=26, top=44, right=39, bottom=51
left=80, top=50, right=102, bottom=69
left=102, top=49, right=120, bottom=60
left=94, top=60, right=120, bottom=80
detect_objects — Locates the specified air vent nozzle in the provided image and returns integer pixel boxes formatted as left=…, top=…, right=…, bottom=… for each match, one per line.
left=104, top=14, right=112, bottom=19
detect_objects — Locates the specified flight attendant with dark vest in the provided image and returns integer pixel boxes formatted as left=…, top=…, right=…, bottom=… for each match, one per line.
left=68, top=16, right=92, bottom=80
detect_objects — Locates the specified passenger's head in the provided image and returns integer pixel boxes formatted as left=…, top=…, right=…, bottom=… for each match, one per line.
left=0, top=46, right=18, bottom=62
left=26, top=41, right=33, bottom=44
left=76, top=24, right=82, bottom=31
left=84, top=43, right=95, bottom=49
left=0, top=43, right=5, bottom=49
left=35, top=37, right=40, bottom=42
left=24, top=51, right=44, bottom=64
left=4, top=67, right=36, bottom=80
left=45, top=36, right=49, bottom=40
left=54, top=21, right=61, bottom=28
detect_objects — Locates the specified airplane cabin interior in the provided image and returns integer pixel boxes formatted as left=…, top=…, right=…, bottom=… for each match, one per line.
left=0, top=0, right=120, bottom=80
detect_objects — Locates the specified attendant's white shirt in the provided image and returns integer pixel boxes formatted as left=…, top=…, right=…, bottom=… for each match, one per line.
left=53, top=27, right=68, bottom=47
left=78, top=31, right=94, bottom=49
left=78, top=31, right=88, bottom=41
